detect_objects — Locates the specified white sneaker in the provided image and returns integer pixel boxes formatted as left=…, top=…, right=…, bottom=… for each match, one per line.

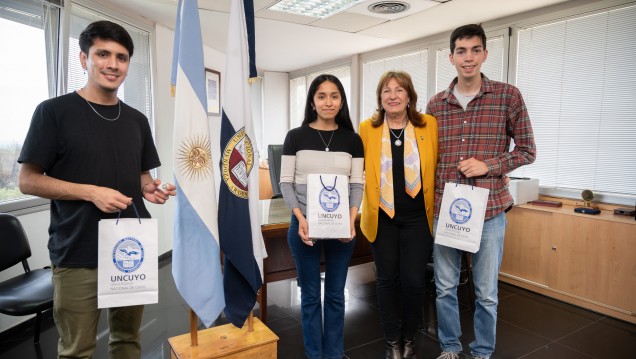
left=436, top=352, right=459, bottom=359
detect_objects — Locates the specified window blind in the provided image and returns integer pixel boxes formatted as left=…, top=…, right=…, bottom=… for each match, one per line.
left=511, top=4, right=636, bottom=199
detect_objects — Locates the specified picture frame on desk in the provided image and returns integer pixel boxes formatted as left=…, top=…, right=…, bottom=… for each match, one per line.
left=205, top=68, right=220, bottom=116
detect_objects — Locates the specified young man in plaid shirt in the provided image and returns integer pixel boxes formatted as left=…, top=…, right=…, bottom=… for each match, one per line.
left=426, top=24, right=536, bottom=359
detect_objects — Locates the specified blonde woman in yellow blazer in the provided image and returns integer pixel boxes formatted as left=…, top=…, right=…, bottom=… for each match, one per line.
left=359, top=71, right=438, bottom=359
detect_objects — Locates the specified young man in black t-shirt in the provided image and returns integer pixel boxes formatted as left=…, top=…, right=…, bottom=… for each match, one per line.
left=18, top=21, right=175, bottom=358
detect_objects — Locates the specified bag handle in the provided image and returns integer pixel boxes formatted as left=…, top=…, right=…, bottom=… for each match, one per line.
left=116, top=202, right=142, bottom=225
left=319, top=175, right=337, bottom=191
left=454, top=173, right=476, bottom=190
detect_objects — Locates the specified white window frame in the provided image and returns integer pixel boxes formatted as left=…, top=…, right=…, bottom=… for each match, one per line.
left=0, top=0, right=61, bottom=213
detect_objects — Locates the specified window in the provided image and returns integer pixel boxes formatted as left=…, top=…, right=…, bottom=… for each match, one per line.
left=0, top=0, right=59, bottom=206
left=511, top=4, right=636, bottom=202
left=289, top=67, right=351, bottom=129
left=290, top=76, right=307, bottom=130
left=361, top=50, right=428, bottom=121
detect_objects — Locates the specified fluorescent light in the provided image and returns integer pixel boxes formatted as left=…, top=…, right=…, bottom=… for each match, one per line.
left=269, top=0, right=366, bottom=19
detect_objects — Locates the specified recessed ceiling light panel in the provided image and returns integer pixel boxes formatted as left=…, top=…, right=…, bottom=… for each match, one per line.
left=269, top=0, right=367, bottom=19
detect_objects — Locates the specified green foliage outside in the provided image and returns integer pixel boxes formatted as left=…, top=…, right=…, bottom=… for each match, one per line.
left=0, top=142, right=27, bottom=203
left=0, top=187, right=23, bottom=201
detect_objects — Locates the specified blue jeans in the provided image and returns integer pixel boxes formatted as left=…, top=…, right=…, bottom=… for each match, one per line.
left=434, top=212, right=506, bottom=358
left=288, top=215, right=355, bottom=359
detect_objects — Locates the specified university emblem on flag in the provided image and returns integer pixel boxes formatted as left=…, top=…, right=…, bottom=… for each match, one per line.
left=222, top=127, right=254, bottom=199
left=112, top=237, right=144, bottom=273
left=449, top=198, right=472, bottom=224
left=177, top=135, right=213, bottom=180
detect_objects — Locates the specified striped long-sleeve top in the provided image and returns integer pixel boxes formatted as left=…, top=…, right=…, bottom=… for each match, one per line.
left=279, top=124, right=364, bottom=215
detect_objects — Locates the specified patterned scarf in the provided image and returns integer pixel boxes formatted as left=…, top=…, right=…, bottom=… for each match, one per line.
left=379, top=119, right=422, bottom=218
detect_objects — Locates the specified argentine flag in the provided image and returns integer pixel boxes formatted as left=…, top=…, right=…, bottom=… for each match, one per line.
left=171, top=0, right=224, bottom=328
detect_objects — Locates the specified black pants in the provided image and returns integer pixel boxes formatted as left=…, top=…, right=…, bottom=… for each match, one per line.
left=371, top=210, right=433, bottom=341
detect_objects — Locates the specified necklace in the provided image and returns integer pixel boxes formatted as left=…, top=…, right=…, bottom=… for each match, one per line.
left=79, top=89, right=121, bottom=121
left=389, top=123, right=406, bottom=146
left=316, top=129, right=335, bottom=152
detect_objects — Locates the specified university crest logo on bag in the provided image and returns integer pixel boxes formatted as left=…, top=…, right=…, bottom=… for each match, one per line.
left=319, top=185, right=341, bottom=212
left=449, top=198, right=472, bottom=224
left=112, top=237, right=145, bottom=273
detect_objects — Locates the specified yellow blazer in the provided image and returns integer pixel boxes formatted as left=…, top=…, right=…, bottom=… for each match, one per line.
left=359, top=114, right=438, bottom=242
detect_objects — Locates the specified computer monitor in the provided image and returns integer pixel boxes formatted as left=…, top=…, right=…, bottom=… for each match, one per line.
left=267, top=144, right=283, bottom=199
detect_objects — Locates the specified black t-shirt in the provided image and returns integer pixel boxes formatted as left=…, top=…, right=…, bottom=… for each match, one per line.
left=18, top=92, right=161, bottom=267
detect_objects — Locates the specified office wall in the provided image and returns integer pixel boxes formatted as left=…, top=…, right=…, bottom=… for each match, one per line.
left=262, top=71, right=290, bottom=155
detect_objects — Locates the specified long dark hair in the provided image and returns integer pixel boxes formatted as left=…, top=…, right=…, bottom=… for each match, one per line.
left=301, top=74, right=354, bottom=132
left=371, top=71, right=425, bottom=128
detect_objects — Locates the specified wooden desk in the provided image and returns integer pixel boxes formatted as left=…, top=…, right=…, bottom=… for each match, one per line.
left=259, top=199, right=373, bottom=323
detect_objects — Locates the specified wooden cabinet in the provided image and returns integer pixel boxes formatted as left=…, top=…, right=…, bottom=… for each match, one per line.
left=500, top=201, right=636, bottom=324
left=500, top=209, right=552, bottom=286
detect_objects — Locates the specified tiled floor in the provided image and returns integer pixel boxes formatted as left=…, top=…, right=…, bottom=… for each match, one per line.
left=1, top=256, right=634, bottom=359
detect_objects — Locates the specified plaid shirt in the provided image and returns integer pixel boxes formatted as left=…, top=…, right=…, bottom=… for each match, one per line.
left=426, top=75, right=536, bottom=219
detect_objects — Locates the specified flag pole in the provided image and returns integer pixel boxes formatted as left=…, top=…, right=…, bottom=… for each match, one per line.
left=190, top=309, right=198, bottom=346
left=247, top=311, right=254, bottom=332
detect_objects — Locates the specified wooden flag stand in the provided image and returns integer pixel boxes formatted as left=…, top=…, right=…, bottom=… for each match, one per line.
left=168, top=309, right=278, bottom=359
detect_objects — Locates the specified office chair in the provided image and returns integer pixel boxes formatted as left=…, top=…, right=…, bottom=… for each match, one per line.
left=0, top=213, right=54, bottom=344
left=267, top=144, right=283, bottom=199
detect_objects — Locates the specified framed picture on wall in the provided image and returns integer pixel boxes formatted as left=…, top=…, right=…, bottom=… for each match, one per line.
left=205, top=68, right=221, bottom=116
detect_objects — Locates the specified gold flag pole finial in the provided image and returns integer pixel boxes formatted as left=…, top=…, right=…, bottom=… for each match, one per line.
left=248, top=76, right=261, bottom=85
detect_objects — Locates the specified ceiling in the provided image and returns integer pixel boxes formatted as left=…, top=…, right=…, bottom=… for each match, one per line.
left=103, top=0, right=571, bottom=72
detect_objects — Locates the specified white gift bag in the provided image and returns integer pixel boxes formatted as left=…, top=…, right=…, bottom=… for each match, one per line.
left=97, top=211, right=158, bottom=308
left=435, top=182, right=489, bottom=253
left=306, top=174, right=350, bottom=239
